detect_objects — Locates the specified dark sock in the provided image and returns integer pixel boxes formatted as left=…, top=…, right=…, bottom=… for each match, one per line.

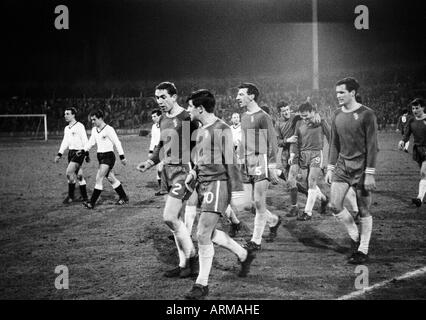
left=79, top=185, right=88, bottom=199
left=278, top=170, right=287, bottom=181
left=90, top=188, right=102, bottom=205
left=68, top=183, right=76, bottom=199
left=158, top=179, right=162, bottom=188
left=114, top=184, right=127, bottom=199
left=290, top=187, right=298, bottom=205
left=297, top=182, right=308, bottom=196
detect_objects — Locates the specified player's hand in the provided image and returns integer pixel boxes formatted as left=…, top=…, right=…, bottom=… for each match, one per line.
left=136, top=160, right=150, bottom=172
left=286, top=135, right=298, bottom=144
left=325, top=170, right=333, bottom=184
left=54, top=156, right=61, bottom=163
left=76, top=149, right=85, bottom=157
left=121, top=158, right=127, bottom=166
left=398, top=140, right=405, bottom=150
left=269, top=167, right=279, bottom=185
left=313, top=113, right=321, bottom=124
left=288, top=153, right=295, bottom=166
left=364, top=174, right=376, bottom=191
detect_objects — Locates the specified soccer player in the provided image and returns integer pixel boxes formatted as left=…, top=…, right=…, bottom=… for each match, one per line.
left=236, top=83, right=281, bottom=248
left=184, top=89, right=256, bottom=300
left=149, top=109, right=164, bottom=196
left=398, top=98, right=426, bottom=207
left=396, top=108, right=412, bottom=153
left=325, top=77, right=378, bottom=264
left=137, top=82, right=199, bottom=278
left=289, top=102, right=330, bottom=221
left=54, top=107, right=89, bottom=204
left=82, top=110, right=129, bottom=209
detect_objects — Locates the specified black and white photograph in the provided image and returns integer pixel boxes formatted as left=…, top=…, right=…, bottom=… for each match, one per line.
left=0, top=0, right=425, bottom=304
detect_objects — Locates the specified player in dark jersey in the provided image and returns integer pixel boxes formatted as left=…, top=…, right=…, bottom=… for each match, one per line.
left=325, top=77, right=378, bottom=265
left=396, top=108, right=412, bottom=153
left=183, top=89, right=256, bottom=300
left=398, top=98, right=426, bottom=207
left=137, top=82, right=199, bottom=278
left=236, top=83, right=281, bottom=248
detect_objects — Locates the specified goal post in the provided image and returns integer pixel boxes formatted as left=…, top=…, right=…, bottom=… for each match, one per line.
left=0, top=114, right=48, bottom=141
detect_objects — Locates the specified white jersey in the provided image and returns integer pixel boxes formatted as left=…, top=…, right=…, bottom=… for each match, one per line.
left=149, top=123, right=161, bottom=152
left=85, top=125, right=124, bottom=155
left=58, top=122, right=89, bottom=155
left=230, top=123, right=242, bottom=147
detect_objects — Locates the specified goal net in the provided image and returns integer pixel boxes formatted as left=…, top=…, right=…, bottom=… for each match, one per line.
left=0, top=114, right=48, bottom=140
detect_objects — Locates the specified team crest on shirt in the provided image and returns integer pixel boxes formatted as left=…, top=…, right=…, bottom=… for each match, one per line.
left=353, top=113, right=359, bottom=120
left=173, top=119, right=178, bottom=127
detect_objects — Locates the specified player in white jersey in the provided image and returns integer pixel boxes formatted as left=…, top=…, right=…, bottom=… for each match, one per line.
left=149, top=109, right=165, bottom=196
left=81, top=110, right=129, bottom=209
left=54, top=107, right=90, bottom=204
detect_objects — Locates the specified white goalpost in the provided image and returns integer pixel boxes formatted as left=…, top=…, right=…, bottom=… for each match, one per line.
left=0, top=114, right=48, bottom=141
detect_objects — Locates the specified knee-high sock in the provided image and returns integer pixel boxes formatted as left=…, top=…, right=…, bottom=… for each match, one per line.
left=78, top=178, right=88, bottom=199
left=90, top=184, right=103, bottom=205
left=315, top=186, right=326, bottom=201
left=196, top=244, right=214, bottom=286
left=305, top=188, right=317, bottom=215
left=404, top=141, right=410, bottom=150
left=344, top=187, right=359, bottom=214
left=172, top=231, right=187, bottom=268
left=225, top=205, right=240, bottom=224
left=334, top=208, right=359, bottom=242
left=68, top=182, right=76, bottom=198
left=358, top=216, right=373, bottom=254
left=290, top=187, right=298, bottom=206
left=184, top=205, right=197, bottom=235
left=266, top=209, right=279, bottom=227
left=417, top=179, right=426, bottom=200
left=112, top=180, right=127, bottom=199
left=174, top=220, right=195, bottom=265
left=212, top=229, right=246, bottom=261
left=251, top=210, right=267, bottom=245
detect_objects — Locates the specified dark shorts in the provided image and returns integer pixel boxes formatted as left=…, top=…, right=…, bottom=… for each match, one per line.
left=196, top=180, right=229, bottom=215
left=413, top=145, right=426, bottom=167
left=242, top=154, right=270, bottom=184
left=160, top=164, right=194, bottom=200
left=281, top=148, right=290, bottom=171
left=68, top=149, right=85, bottom=166
left=332, top=156, right=366, bottom=189
left=299, top=150, right=323, bottom=170
left=97, top=151, right=116, bottom=169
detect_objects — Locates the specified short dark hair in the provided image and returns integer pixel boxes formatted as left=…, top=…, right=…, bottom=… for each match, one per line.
left=151, top=109, right=161, bottom=116
left=155, top=81, right=178, bottom=96
left=298, top=102, right=315, bottom=113
left=238, top=83, right=260, bottom=102
left=186, top=89, right=216, bottom=113
left=335, top=77, right=360, bottom=94
left=401, top=108, right=408, bottom=114
left=410, top=98, right=425, bottom=108
left=90, top=109, right=104, bottom=119
left=65, top=107, right=77, bottom=115
left=276, top=100, right=289, bottom=112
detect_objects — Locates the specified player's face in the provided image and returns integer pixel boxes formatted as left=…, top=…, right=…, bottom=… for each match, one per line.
left=336, top=84, right=354, bottom=106
left=90, top=116, right=102, bottom=128
left=412, top=104, right=425, bottom=118
left=231, top=113, right=240, bottom=125
left=187, top=100, right=200, bottom=121
left=64, top=110, right=74, bottom=123
left=280, top=106, right=291, bottom=119
left=152, top=113, right=160, bottom=124
left=155, top=89, right=176, bottom=113
left=300, top=110, right=315, bottom=124
left=236, top=88, right=252, bottom=108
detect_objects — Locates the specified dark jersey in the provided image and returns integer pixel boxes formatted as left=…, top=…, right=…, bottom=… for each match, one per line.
left=192, top=118, right=243, bottom=191
left=291, top=119, right=330, bottom=155
left=329, top=105, right=378, bottom=175
left=150, top=109, right=199, bottom=165
left=275, top=114, right=302, bottom=149
left=240, top=109, right=278, bottom=167
left=397, top=114, right=412, bottom=135
left=403, top=117, right=426, bottom=146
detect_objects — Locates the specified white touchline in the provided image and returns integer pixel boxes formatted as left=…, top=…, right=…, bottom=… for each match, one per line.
left=337, top=266, right=426, bottom=300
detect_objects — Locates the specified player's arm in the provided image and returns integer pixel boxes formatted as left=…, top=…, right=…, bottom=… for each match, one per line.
left=261, top=115, right=279, bottom=183
left=289, top=123, right=301, bottom=165
left=83, top=128, right=96, bottom=153
left=55, top=128, right=69, bottom=162
left=364, top=111, right=379, bottom=190
left=400, top=117, right=413, bottom=146
left=321, top=119, right=331, bottom=143
left=108, top=126, right=127, bottom=165
left=326, top=114, right=339, bottom=183
left=221, top=126, right=244, bottom=193
left=149, top=124, right=156, bottom=154
left=78, top=124, right=90, bottom=162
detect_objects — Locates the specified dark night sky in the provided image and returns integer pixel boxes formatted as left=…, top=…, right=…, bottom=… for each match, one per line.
left=1, top=0, right=425, bottom=84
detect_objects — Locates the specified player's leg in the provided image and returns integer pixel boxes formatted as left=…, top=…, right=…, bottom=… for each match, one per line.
left=184, top=190, right=198, bottom=236
left=106, top=171, right=129, bottom=204
left=348, top=187, right=372, bottom=264
left=76, top=167, right=88, bottom=201
left=343, top=187, right=359, bottom=218
left=298, top=166, right=322, bottom=220
left=286, top=164, right=301, bottom=217
left=64, top=161, right=79, bottom=203
left=413, top=160, right=426, bottom=207
left=85, top=164, right=110, bottom=208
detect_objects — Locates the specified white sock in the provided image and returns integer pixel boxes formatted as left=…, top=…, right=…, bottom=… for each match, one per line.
left=305, top=188, right=317, bottom=215
left=315, top=186, right=326, bottom=201
left=212, top=229, right=246, bottom=261
left=196, top=244, right=214, bottom=286
left=334, top=208, right=360, bottom=242
left=111, top=180, right=120, bottom=189
left=225, top=205, right=240, bottom=224
left=344, top=187, right=359, bottom=213
left=266, top=209, right=279, bottom=227
left=79, top=178, right=86, bottom=186
left=174, top=221, right=195, bottom=264
left=172, top=231, right=187, bottom=268
left=251, top=210, right=267, bottom=245
left=184, top=206, right=197, bottom=235
left=417, top=179, right=426, bottom=200
left=358, top=216, right=373, bottom=254
left=95, top=183, right=103, bottom=190
left=405, top=141, right=410, bottom=150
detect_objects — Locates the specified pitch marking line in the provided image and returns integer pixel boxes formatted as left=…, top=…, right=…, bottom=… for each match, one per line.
left=337, top=266, right=426, bottom=300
